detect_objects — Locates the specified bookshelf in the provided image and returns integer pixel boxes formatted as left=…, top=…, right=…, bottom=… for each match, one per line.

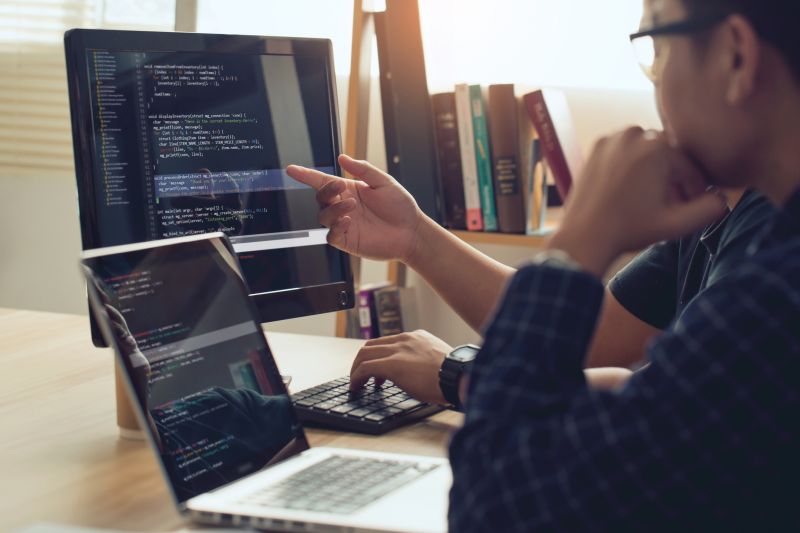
left=449, top=207, right=561, bottom=247
left=451, top=230, right=550, bottom=247
left=335, top=0, right=560, bottom=337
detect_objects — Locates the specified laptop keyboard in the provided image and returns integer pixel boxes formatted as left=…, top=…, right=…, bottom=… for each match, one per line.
left=291, top=377, right=444, bottom=434
left=241, top=455, right=439, bottom=515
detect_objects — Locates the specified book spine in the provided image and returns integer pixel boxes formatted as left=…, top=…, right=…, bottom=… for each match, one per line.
left=358, top=289, right=376, bottom=339
left=525, top=138, right=547, bottom=234
left=525, top=137, right=536, bottom=234
left=431, top=93, right=467, bottom=229
left=523, top=90, right=572, bottom=201
left=469, top=85, right=498, bottom=231
left=539, top=160, right=550, bottom=230
left=374, top=287, right=404, bottom=337
left=488, top=84, right=525, bottom=233
left=454, top=84, right=483, bottom=231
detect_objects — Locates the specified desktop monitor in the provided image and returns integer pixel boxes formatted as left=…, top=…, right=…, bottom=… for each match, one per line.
left=64, top=29, right=354, bottom=345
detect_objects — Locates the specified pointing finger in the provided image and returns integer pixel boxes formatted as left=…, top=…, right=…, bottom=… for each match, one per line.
left=339, top=154, right=394, bottom=188
left=286, top=164, right=342, bottom=190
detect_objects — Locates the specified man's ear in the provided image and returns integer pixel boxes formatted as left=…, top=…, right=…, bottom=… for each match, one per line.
left=721, top=14, right=760, bottom=105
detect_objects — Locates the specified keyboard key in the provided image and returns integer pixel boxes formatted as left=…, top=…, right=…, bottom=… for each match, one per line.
left=240, top=456, right=435, bottom=515
left=393, top=399, right=422, bottom=411
left=347, top=408, right=373, bottom=418
left=382, top=397, right=404, bottom=406
left=295, top=397, right=321, bottom=407
left=330, top=403, right=358, bottom=414
left=291, top=375, right=442, bottom=434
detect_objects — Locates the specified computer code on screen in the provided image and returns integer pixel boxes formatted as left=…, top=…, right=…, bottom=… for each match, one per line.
left=87, top=49, right=334, bottom=246
left=88, top=241, right=305, bottom=501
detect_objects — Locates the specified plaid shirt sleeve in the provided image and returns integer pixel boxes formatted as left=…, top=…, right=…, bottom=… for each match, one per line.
left=448, top=260, right=800, bottom=531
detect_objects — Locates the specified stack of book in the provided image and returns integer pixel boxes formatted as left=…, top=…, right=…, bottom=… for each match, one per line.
left=352, top=281, right=416, bottom=339
left=431, top=85, right=583, bottom=235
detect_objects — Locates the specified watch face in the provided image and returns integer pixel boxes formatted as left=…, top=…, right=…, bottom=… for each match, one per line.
left=451, top=346, right=478, bottom=362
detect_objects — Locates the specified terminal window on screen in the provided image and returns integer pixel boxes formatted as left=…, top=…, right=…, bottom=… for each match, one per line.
left=86, top=49, right=345, bottom=294
left=90, top=244, right=304, bottom=501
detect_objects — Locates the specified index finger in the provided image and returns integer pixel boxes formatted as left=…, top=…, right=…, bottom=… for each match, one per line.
left=668, top=150, right=713, bottom=199
left=286, top=164, right=342, bottom=190
left=350, top=359, right=393, bottom=391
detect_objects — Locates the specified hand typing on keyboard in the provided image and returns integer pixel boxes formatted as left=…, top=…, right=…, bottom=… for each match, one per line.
left=348, top=330, right=452, bottom=405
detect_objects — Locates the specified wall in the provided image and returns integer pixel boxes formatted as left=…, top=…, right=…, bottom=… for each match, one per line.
left=0, top=80, right=659, bottom=344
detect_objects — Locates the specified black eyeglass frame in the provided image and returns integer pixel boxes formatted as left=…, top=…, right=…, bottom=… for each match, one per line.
left=629, top=12, right=730, bottom=41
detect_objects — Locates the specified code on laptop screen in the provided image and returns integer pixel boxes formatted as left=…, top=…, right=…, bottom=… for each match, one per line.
left=84, top=237, right=309, bottom=503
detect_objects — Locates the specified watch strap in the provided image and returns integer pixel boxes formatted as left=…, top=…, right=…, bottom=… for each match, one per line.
left=439, top=344, right=479, bottom=411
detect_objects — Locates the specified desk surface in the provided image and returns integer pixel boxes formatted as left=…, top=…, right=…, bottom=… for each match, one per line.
left=0, top=308, right=461, bottom=532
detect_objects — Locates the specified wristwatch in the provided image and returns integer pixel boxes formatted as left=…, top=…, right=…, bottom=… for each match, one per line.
left=439, top=344, right=480, bottom=411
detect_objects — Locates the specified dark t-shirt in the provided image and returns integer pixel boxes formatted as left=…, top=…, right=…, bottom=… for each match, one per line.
left=609, top=190, right=775, bottom=329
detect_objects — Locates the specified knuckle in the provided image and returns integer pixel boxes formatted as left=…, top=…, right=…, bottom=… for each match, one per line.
left=593, top=136, right=610, bottom=151
left=621, top=126, right=644, bottom=140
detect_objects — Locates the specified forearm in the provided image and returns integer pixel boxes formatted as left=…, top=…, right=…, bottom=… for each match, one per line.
left=584, top=289, right=662, bottom=368
left=406, top=216, right=515, bottom=332
left=458, top=367, right=632, bottom=408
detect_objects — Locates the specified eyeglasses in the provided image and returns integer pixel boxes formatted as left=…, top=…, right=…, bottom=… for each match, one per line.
left=629, top=13, right=729, bottom=82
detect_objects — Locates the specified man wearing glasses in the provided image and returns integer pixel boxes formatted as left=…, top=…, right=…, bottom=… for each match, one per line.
left=288, top=0, right=799, bottom=528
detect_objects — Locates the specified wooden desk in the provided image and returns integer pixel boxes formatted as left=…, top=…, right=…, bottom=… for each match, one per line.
left=0, top=308, right=461, bottom=532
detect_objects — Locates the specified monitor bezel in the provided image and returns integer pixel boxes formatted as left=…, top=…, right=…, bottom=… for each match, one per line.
left=64, top=29, right=354, bottom=346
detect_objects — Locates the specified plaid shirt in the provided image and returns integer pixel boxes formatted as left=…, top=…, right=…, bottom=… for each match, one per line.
left=449, top=190, right=800, bottom=532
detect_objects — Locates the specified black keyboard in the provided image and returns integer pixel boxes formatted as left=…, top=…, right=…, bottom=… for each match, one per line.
left=241, top=455, right=440, bottom=514
left=291, top=377, right=444, bottom=434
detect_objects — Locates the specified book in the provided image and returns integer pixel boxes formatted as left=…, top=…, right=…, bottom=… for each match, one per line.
left=357, top=281, right=392, bottom=339
left=487, top=84, right=528, bottom=233
left=469, top=84, right=498, bottom=231
left=454, top=84, right=483, bottom=231
left=522, top=89, right=583, bottom=202
left=431, top=92, right=467, bottom=230
left=373, top=285, right=404, bottom=337
left=525, top=138, right=549, bottom=234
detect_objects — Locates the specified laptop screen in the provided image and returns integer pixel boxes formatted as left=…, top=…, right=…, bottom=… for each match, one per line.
left=82, top=235, right=309, bottom=503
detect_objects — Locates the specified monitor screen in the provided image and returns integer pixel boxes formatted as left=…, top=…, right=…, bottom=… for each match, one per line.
left=65, top=30, right=353, bottom=344
left=82, top=234, right=310, bottom=504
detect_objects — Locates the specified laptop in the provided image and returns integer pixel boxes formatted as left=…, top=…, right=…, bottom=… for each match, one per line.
left=80, top=233, right=450, bottom=533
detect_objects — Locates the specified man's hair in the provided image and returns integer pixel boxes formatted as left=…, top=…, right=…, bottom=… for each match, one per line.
left=682, top=0, right=800, bottom=79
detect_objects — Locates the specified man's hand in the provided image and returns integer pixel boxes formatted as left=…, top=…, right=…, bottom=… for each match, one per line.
left=349, top=330, right=452, bottom=405
left=550, top=128, right=728, bottom=277
left=286, top=154, right=426, bottom=263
